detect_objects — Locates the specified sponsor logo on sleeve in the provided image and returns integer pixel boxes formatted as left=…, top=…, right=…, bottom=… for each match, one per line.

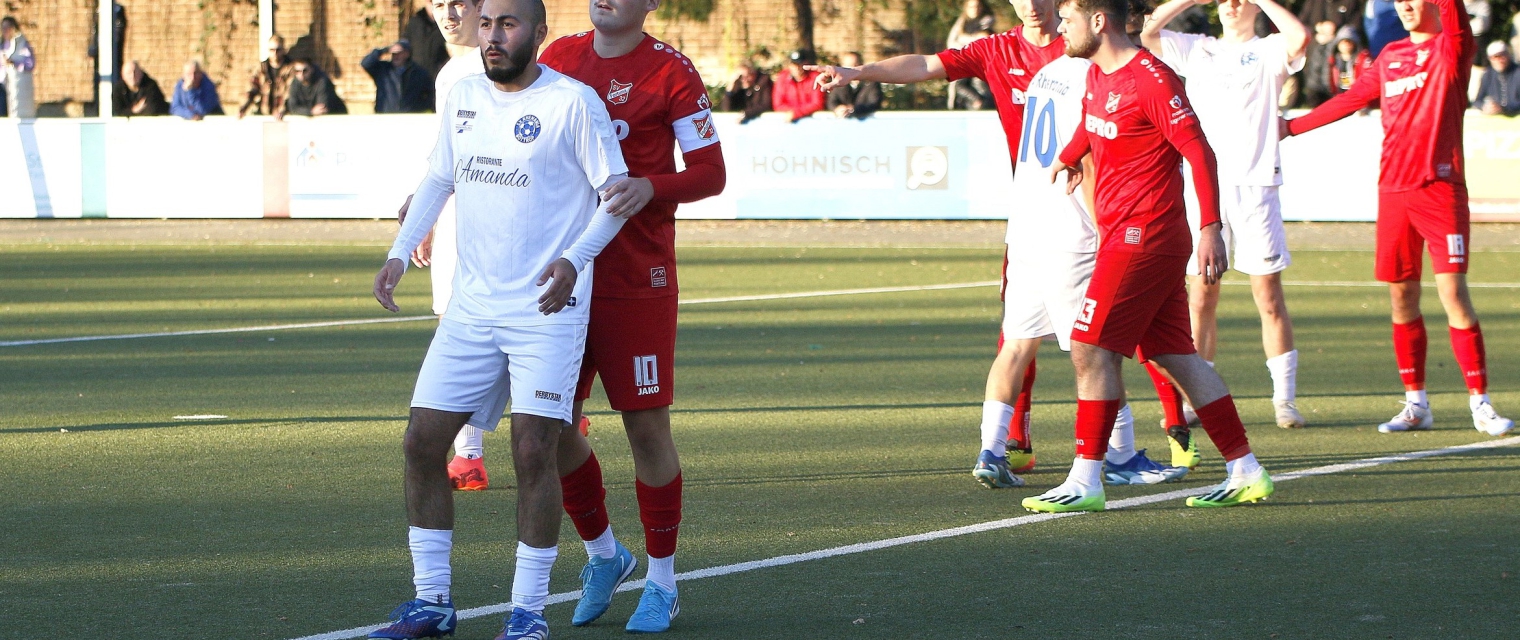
left=651, top=266, right=668, bottom=288
left=1105, top=92, right=1122, bottom=113
left=514, top=115, right=542, bottom=143
left=697, top=94, right=711, bottom=110
left=1169, top=95, right=1183, bottom=110
left=692, top=114, right=716, bottom=140
left=608, top=79, right=633, bottom=105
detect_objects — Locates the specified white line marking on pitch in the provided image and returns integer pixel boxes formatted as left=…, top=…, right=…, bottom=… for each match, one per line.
left=7, top=278, right=1518, bottom=348
left=287, top=435, right=1520, bottom=640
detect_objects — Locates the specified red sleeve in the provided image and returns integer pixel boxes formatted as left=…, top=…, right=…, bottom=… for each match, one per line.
left=1288, top=60, right=1381, bottom=135
left=1436, top=0, right=1475, bottom=60
left=1175, top=136, right=1221, bottom=230
left=1059, top=126, right=1091, bottom=166
left=937, top=37, right=991, bottom=82
left=648, top=144, right=726, bottom=203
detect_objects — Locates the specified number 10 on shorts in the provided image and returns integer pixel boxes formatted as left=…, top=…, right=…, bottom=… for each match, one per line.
left=634, top=354, right=660, bottom=392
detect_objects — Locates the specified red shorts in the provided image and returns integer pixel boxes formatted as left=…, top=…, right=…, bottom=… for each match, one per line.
left=1376, top=181, right=1470, bottom=282
left=575, top=295, right=677, bottom=411
left=1070, top=251, right=1196, bottom=359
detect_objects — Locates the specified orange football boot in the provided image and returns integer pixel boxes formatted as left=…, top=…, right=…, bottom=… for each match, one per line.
left=447, top=456, right=488, bottom=491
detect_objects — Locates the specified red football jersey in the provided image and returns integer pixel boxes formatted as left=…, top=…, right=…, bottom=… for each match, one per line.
left=1061, top=50, right=1209, bottom=257
left=937, top=30, right=1066, bottom=166
left=540, top=33, right=720, bottom=298
left=1288, top=0, right=1472, bottom=192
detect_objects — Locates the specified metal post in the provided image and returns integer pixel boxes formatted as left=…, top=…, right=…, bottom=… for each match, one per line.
left=259, top=0, right=275, bottom=61
left=97, top=0, right=113, bottom=118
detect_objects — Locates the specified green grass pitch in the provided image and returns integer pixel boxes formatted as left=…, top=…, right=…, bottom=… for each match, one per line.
left=1, top=241, right=1518, bottom=639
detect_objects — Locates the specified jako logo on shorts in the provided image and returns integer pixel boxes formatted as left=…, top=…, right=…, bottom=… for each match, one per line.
left=634, top=355, right=660, bottom=395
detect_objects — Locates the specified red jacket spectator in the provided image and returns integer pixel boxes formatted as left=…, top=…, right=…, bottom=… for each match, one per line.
left=773, top=50, right=825, bottom=121
left=1328, top=36, right=1374, bottom=97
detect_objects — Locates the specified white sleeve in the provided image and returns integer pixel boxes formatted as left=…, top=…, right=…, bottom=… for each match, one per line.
left=1266, top=34, right=1305, bottom=77
left=387, top=97, right=457, bottom=268
left=558, top=174, right=631, bottom=273
left=573, top=90, right=629, bottom=191
left=1158, top=31, right=1202, bottom=76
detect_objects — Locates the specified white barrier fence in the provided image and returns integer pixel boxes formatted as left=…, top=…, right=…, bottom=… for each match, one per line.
left=3, top=111, right=1517, bottom=220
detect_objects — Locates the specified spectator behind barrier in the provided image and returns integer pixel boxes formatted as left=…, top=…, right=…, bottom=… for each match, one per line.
left=113, top=60, right=168, bottom=116
left=1, top=16, right=36, bottom=118
left=1300, top=20, right=1338, bottom=107
left=1475, top=41, right=1520, bottom=115
left=1296, top=0, right=1361, bottom=32
left=826, top=52, right=882, bottom=119
left=946, top=0, right=995, bottom=109
left=169, top=60, right=223, bottom=120
left=240, top=35, right=294, bottom=118
left=773, top=49, right=825, bottom=122
left=1329, top=30, right=1373, bottom=101
left=403, top=4, right=450, bottom=80
left=1468, top=0, right=1491, bottom=67
left=721, top=63, right=773, bottom=123
left=363, top=39, right=434, bottom=114
left=281, top=58, right=347, bottom=119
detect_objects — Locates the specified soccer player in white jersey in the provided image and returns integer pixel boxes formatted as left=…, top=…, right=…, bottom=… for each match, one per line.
left=1142, top=0, right=1310, bottom=430
left=367, top=0, right=644, bottom=637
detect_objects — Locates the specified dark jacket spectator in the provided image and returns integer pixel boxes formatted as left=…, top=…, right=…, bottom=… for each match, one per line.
left=282, top=59, right=346, bottom=117
left=169, top=60, right=223, bottom=120
left=1329, top=33, right=1374, bottom=98
left=1301, top=21, right=1338, bottom=107
left=404, top=7, right=450, bottom=80
left=721, top=65, right=773, bottom=123
left=1298, top=0, right=1362, bottom=32
left=112, top=60, right=168, bottom=116
left=1475, top=42, right=1520, bottom=115
left=363, top=41, right=434, bottom=114
left=239, top=35, right=295, bottom=117
left=1363, top=0, right=1408, bottom=59
left=826, top=52, right=883, bottom=119
left=772, top=50, right=825, bottom=122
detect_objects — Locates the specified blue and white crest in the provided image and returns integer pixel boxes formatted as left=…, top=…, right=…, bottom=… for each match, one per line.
left=1240, top=52, right=1258, bottom=66
left=514, top=115, right=542, bottom=143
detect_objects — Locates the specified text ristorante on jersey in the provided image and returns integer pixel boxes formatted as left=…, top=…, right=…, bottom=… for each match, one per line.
left=455, top=156, right=531, bottom=188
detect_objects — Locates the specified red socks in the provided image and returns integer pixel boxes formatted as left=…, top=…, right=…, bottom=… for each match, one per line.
left=636, top=474, right=683, bottom=559
left=1143, top=360, right=1188, bottom=428
left=1195, top=396, right=1252, bottom=461
left=1008, top=359, right=1037, bottom=449
left=1449, top=323, right=1488, bottom=394
left=1074, top=399, right=1122, bottom=460
left=560, top=453, right=610, bottom=541
left=1393, top=318, right=1428, bottom=388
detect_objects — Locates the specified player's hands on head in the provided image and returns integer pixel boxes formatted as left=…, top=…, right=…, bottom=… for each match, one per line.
left=807, top=65, right=859, bottom=93
left=1197, top=223, right=1229, bottom=285
left=1049, top=160, right=1084, bottom=195
left=536, top=258, right=578, bottom=315
left=373, top=258, right=406, bottom=312
left=602, top=177, right=654, bottom=218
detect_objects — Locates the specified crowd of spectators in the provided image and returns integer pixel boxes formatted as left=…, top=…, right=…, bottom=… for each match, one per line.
left=719, top=49, right=881, bottom=124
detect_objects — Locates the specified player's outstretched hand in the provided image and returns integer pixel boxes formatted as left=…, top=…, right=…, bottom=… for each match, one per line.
left=536, top=258, right=578, bottom=315
left=602, top=177, right=654, bottom=218
left=411, top=229, right=434, bottom=268
left=1197, top=223, right=1229, bottom=285
left=374, top=258, right=406, bottom=312
left=807, top=65, right=859, bottom=93
left=1049, top=160, right=1083, bottom=195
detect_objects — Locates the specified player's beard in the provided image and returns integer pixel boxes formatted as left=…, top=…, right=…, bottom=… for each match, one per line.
left=1065, top=28, right=1099, bottom=59
left=481, top=40, right=535, bottom=84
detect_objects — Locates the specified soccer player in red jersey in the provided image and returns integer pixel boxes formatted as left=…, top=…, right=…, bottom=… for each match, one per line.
left=1285, top=0, right=1513, bottom=437
left=534, top=0, right=726, bottom=632
left=1023, top=0, right=1275, bottom=512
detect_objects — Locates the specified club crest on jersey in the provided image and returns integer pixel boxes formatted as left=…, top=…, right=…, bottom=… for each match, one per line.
left=1105, top=92, right=1122, bottom=113
left=1416, top=49, right=1430, bottom=66
left=514, top=115, right=541, bottom=143
left=1240, top=52, right=1258, bottom=66
left=608, top=79, right=633, bottom=105
left=692, top=113, right=716, bottom=140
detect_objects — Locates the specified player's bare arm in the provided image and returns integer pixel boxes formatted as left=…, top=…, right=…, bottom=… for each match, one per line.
left=1251, top=0, right=1309, bottom=59
left=807, top=55, right=946, bottom=93
left=1140, top=0, right=1209, bottom=51
left=373, top=258, right=407, bottom=312
left=1196, top=222, right=1228, bottom=285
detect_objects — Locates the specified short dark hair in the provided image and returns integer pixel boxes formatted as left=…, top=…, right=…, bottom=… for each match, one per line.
left=1, top=16, right=19, bottom=30
left=1063, top=0, right=1128, bottom=27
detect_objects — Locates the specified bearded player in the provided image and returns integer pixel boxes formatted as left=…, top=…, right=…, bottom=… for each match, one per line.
left=1285, top=0, right=1513, bottom=437
left=1142, top=0, right=1310, bottom=431
left=518, top=0, right=727, bottom=633
left=1026, top=0, right=1274, bottom=513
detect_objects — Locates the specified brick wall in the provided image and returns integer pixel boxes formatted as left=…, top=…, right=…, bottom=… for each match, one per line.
left=14, top=0, right=917, bottom=114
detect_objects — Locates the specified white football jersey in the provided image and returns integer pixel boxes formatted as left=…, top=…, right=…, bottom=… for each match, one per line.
left=390, top=66, right=627, bottom=326
left=1159, top=32, right=1304, bottom=187
left=1007, top=55, right=1098, bottom=255
left=427, top=49, right=485, bottom=314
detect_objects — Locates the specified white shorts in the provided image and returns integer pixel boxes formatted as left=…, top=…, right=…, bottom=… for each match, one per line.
left=1185, top=183, right=1291, bottom=277
left=1002, top=250, right=1096, bottom=352
left=429, top=203, right=457, bottom=316
left=410, top=318, right=587, bottom=429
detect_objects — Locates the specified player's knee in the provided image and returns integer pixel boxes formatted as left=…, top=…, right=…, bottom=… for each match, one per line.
left=402, top=423, right=451, bottom=464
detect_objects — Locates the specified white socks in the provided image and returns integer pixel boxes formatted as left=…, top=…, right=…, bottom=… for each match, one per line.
left=1226, top=453, right=1262, bottom=479
left=1407, top=389, right=1429, bottom=406
left=1105, top=404, right=1135, bottom=465
left=409, top=526, right=453, bottom=602
left=511, top=542, right=558, bottom=613
left=1471, top=393, right=1491, bottom=411
left=584, top=525, right=617, bottom=560
left=1266, top=350, right=1298, bottom=403
left=980, top=400, right=1015, bottom=458
left=453, top=425, right=485, bottom=460
left=1061, top=457, right=1104, bottom=493
left=647, top=555, right=677, bottom=592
